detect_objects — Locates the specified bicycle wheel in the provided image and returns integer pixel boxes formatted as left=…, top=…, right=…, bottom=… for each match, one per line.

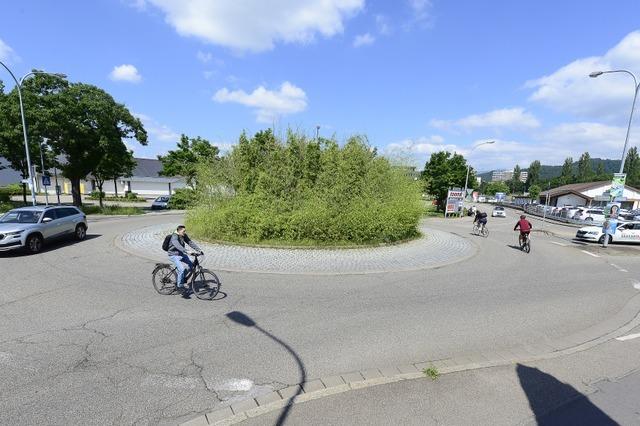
left=193, top=269, right=221, bottom=300
left=481, top=226, right=489, bottom=237
left=472, top=225, right=479, bottom=235
left=524, top=240, right=531, bottom=253
left=152, top=265, right=177, bottom=295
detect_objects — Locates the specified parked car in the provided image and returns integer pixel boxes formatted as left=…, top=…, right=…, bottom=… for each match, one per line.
left=621, top=208, right=640, bottom=221
left=575, top=208, right=605, bottom=222
left=576, top=221, right=640, bottom=244
left=151, top=196, right=171, bottom=210
left=492, top=206, right=507, bottom=218
left=0, top=206, right=87, bottom=254
left=568, top=207, right=589, bottom=220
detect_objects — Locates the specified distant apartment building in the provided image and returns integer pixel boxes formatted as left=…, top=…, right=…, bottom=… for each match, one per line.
left=491, top=170, right=528, bottom=183
left=491, top=170, right=513, bottom=182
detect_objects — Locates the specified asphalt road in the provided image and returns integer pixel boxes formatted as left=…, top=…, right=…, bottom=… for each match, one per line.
left=1, top=212, right=638, bottom=425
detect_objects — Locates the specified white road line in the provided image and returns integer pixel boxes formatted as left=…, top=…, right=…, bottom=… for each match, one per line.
left=581, top=250, right=600, bottom=258
left=610, top=264, right=629, bottom=273
left=551, top=242, right=567, bottom=247
left=616, top=333, right=640, bottom=342
left=634, top=282, right=640, bottom=290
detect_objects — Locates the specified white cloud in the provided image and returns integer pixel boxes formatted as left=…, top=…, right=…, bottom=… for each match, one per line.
left=140, top=0, right=364, bottom=52
left=196, top=50, right=213, bottom=63
left=527, top=31, right=640, bottom=121
left=430, top=108, right=541, bottom=131
left=134, top=113, right=179, bottom=142
left=0, top=39, right=18, bottom=63
left=353, top=33, right=375, bottom=47
left=213, top=81, right=308, bottom=123
left=407, top=0, right=433, bottom=26
left=375, top=15, right=391, bottom=35
left=109, top=64, right=142, bottom=83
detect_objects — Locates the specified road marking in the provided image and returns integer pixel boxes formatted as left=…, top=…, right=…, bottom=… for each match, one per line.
left=610, top=264, right=628, bottom=273
left=634, top=282, right=640, bottom=290
left=581, top=250, right=600, bottom=258
left=551, top=242, right=567, bottom=247
left=616, top=333, right=640, bottom=342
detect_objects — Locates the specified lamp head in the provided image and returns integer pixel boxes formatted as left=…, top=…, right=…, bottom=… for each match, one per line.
left=589, top=71, right=604, bottom=78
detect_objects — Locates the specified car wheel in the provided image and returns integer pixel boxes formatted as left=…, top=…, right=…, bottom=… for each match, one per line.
left=26, top=234, right=43, bottom=254
left=585, top=217, right=593, bottom=222
left=598, top=235, right=611, bottom=244
left=75, top=224, right=87, bottom=241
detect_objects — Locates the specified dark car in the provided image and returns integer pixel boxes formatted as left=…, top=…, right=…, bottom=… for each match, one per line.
left=151, top=196, right=171, bottom=210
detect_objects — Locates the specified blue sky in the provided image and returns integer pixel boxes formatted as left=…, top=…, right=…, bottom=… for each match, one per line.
left=2, top=0, right=640, bottom=171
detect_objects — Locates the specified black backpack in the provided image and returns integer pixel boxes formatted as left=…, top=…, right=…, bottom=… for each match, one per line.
left=162, top=234, right=173, bottom=251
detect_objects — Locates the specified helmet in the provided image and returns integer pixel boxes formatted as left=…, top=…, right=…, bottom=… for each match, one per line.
left=520, top=214, right=526, bottom=219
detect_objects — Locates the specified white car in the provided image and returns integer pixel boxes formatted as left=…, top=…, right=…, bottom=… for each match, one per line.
left=492, top=206, right=506, bottom=217
left=575, top=208, right=605, bottom=222
left=575, top=221, right=640, bottom=244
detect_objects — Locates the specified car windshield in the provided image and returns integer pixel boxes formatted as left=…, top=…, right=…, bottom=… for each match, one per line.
left=494, top=207, right=504, bottom=211
left=0, top=210, right=43, bottom=224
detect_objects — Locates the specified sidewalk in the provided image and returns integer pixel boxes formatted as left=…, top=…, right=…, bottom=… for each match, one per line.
left=239, top=326, right=640, bottom=426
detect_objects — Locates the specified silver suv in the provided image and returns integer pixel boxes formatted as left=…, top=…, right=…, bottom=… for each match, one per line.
left=0, top=206, right=88, bottom=254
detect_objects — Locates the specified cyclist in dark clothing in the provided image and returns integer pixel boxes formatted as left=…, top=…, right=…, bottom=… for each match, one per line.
left=168, top=225, right=202, bottom=291
left=474, top=210, right=488, bottom=232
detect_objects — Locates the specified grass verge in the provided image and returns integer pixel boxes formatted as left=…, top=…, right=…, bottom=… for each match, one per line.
left=81, top=205, right=144, bottom=215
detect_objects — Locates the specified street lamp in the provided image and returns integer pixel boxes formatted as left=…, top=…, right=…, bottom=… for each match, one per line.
left=463, top=140, right=495, bottom=210
left=589, top=69, right=639, bottom=173
left=0, top=61, right=66, bottom=206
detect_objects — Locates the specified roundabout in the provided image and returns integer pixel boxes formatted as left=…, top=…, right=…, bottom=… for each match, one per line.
left=117, top=220, right=477, bottom=275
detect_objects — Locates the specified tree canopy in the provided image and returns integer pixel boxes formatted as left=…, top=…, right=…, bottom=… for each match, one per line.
left=421, top=151, right=471, bottom=210
left=158, top=134, right=219, bottom=188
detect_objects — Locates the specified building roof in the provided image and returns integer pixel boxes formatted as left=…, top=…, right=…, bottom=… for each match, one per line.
left=540, top=181, right=640, bottom=198
left=0, top=160, right=22, bottom=186
left=132, top=158, right=164, bottom=178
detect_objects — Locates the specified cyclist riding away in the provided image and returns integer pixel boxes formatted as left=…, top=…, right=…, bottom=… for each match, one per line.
left=474, top=209, right=488, bottom=232
left=167, top=225, right=203, bottom=292
left=514, top=214, right=533, bottom=246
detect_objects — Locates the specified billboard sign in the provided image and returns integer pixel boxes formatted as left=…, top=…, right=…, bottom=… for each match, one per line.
left=610, top=173, right=626, bottom=199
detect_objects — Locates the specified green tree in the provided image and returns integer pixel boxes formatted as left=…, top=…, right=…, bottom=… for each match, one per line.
left=91, top=144, right=137, bottom=208
left=528, top=184, right=541, bottom=202
left=577, top=152, right=593, bottom=182
left=158, top=134, right=220, bottom=188
left=0, top=74, right=65, bottom=203
left=624, top=146, right=640, bottom=187
left=485, top=181, right=510, bottom=196
left=527, top=160, right=541, bottom=186
left=560, top=157, right=574, bottom=185
left=510, top=164, right=523, bottom=193
left=421, top=151, right=469, bottom=210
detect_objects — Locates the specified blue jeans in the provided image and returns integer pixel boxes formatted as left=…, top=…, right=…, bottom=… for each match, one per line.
left=170, top=254, right=193, bottom=287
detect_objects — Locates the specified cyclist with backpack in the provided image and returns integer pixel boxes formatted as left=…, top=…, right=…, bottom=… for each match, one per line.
left=474, top=209, right=488, bottom=232
left=163, top=225, right=203, bottom=292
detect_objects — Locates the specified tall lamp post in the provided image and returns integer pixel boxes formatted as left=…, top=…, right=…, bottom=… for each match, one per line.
left=589, top=70, right=639, bottom=173
left=0, top=61, right=65, bottom=206
left=463, top=140, right=495, bottom=211
left=589, top=70, right=639, bottom=247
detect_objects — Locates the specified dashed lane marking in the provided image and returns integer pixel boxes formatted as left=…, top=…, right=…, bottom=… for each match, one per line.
left=551, top=242, right=568, bottom=247
left=581, top=250, right=600, bottom=258
left=616, top=333, right=640, bottom=342
left=610, top=264, right=629, bottom=273
left=634, top=282, right=640, bottom=290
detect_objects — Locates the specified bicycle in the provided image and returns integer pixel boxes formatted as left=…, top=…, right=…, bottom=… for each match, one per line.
left=473, top=222, right=489, bottom=237
left=518, top=232, right=531, bottom=253
left=152, top=253, right=221, bottom=300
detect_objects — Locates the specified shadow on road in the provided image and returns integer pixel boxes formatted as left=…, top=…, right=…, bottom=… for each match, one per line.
left=226, top=311, right=306, bottom=426
left=0, top=233, right=101, bottom=257
left=517, top=364, right=616, bottom=425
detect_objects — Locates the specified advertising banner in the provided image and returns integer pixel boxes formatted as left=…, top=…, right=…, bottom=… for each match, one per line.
left=445, top=189, right=464, bottom=216
left=611, top=173, right=626, bottom=199
left=603, top=202, right=621, bottom=236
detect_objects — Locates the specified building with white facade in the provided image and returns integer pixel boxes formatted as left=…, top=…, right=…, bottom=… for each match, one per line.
left=5, top=157, right=188, bottom=199
left=539, top=181, right=640, bottom=210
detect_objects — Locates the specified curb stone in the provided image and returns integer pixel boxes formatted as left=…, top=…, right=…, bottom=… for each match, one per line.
left=180, top=292, right=640, bottom=426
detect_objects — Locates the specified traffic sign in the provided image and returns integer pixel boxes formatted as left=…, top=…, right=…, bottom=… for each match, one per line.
left=42, top=175, right=51, bottom=186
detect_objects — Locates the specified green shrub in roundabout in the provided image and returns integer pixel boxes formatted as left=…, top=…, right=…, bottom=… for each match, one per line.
left=186, top=130, right=423, bottom=246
